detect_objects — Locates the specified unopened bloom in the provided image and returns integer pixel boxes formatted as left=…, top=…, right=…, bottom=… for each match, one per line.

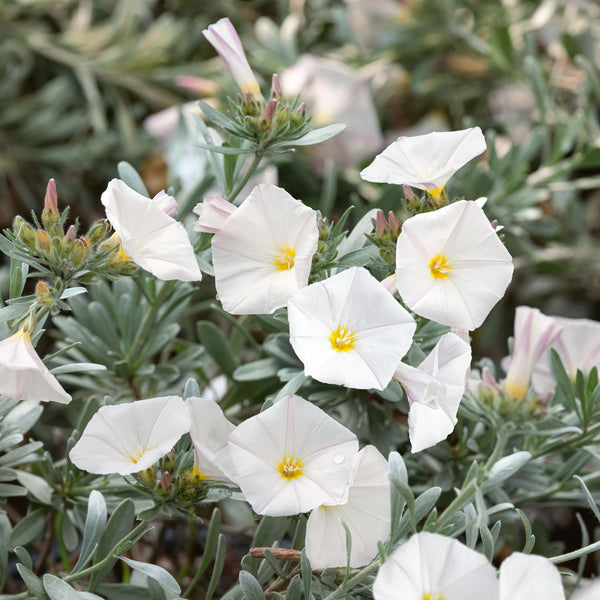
left=193, top=197, right=237, bottom=234
left=203, top=17, right=261, bottom=97
left=101, top=179, right=202, bottom=282
left=361, top=127, right=486, bottom=198
left=281, top=55, right=383, bottom=169
left=288, top=267, right=416, bottom=390
left=503, top=306, right=563, bottom=399
left=69, top=396, right=190, bottom=475
left=394, top=332, right=471, bottom=452
left=395, top=200, right=513, bottom=330
left=374, top=532, right=498, bottom=600
left=151, top=190, right=178, bottom=218
left=532, top=315, right=600, bottom=395
left=186, top=397, right=235, bottom=482
left=0, top=330, right=71, bottom=404
left=306, top=445, right=390, bottom=569
left=212, top=184, right=319, bottom=314
left=228, top=395, right=358, bottom=516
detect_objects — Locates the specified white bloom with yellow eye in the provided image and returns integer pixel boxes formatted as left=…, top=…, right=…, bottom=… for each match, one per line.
left=212, top=184, right=319, bottom=315
left=227, top=395, right=358, bottom=517
left=395, top=200, right=513, bottom=330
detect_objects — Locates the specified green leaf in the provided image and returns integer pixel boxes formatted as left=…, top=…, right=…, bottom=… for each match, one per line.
left=50, top=362, right=107, bottom=375
left=238, top=571, right=266, bottom=600
left=89, top=499, right=135, bottom=591
left=60, top=287, right=87, bottom=299
left=119, top=557, right=181, bottom=599
left=482, top=452, right=531, bottom=492
left=197, top=321, right=238, bottom=378
left=276, top=123, right=346, bottom=148
left=197, top=101, right=237, bottom=131
left=16, top=471, right=53, bottom=505
left=285, top=575, right=302, bottom=600
left=300, top=549, right=311, bottom=600
left=205, top=533, right=227, bottom=600
left=16, top=564, right=49, bottom=599
left=117, top=162, right=149, bottom=197
left=233, top=358, right=278, bottom=382
left=43, top=574, right=81, bottom=600
left=73, top=490, right=107, bottom=572
left=193, top=141, right=255, bottom=155
left=9, top=508, right=47, bottom=546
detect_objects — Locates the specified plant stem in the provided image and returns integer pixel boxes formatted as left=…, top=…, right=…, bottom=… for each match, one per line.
left=321, top=562, right=380, bottom=600
left=432, top=479, right=478, bottom=531
left=550, top=539, right=600, bottom=564
left=225, top=153, right=262, bottom=203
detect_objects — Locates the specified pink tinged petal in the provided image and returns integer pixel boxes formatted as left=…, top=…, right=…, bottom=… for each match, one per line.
left=69, top=396, right=191, bottom=475
left=373, top=532, right=499, bottom=600
left=396, top=200, right=513, bottom=330
left=186, top=397, right=236, bottom=483
left=193, top=196, right=237, bottom=233
left=203, top=18, right=261, bottom=96
left=360, top=127, right=486, bottom=189
left=227, top=395, right=358, bottom=516
left=504, top=307, right=563, bottom=399
left=212, top=184, right=319, bottom=315
left=151, top=190, right=178, bottom=217
left=101, top=179, right=202, bottom=282
left=0, top=331, right=71, bottom=404
left=288, top=267, right=416, bottom=390
left=306, top=445, right=390, bottom=569
left=498, top=553, right=565, bottom=600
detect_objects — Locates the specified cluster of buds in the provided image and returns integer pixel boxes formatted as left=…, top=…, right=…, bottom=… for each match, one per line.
left=232, top=74, right=309, bottom=145
left=373, top=209, right=400, bottom=264
left=10, top=180, right=138, bottom=307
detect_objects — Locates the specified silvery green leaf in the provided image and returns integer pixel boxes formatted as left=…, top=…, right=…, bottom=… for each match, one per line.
left=43, top=575, right=80, bottom=600
left=119, top=557, right=181, bottom=599
left=276, top=123, right=346, bottom=148
left=73, top=490, right=107, bottom=572
left=4, top=401, right=43, bottom=435
left=238, top=571, right=266, bottom=600
left=16, top=471, right=53, bottom=505
left=50, top=362, right=107, bottom=375
left=9, top=508, right=47, bottom=546
left=17, top=564, right=48, bottom=600
left=482, top=452, right=531, bottom=492
left=60, top=287, right=87, bottom=299
left=117, top=161, right=149, bottom=197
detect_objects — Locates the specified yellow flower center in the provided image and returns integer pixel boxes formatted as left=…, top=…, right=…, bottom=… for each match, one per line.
left=277, top=455, right=304, bottom=480
left=429, top=253, right=451, bottom=280
left=427, top=185, right=445, bottom=199
left=422, top=594, right=444, bottom=600
left=130, top=447, right=148, bottom=464
left=272, top=246, right=295, bottom=271
left=193, top=463, right=208, bottom=480
left=329, top=326, right=356, bottom=352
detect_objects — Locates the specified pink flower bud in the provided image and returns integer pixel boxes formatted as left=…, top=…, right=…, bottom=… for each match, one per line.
left=44, top=179, right=58, bottom=214
left=193, top=196, right=237, bottom=233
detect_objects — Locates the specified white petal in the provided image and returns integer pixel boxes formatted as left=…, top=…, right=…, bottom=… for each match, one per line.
left=396, top=200, right=513, bottom=329
left=306, top=446, right=390, bottom=569
left=498, top=553, right=565, bottom=600
left=373, top=532, right=499, bottom=600
left=361, top=127, right=486, bottom=190
left=212, top=184, right=319, bottom=314
left=101, top=179, right=202, bottom=281
left=0, top=331, right=71, bottom=404
left=227, top=395, right=358, bottom=516
left=288, top=267, right=416, bottom=390
left=571, top=579, right=600, bottom=600
left=186, top=397, right=236, bottom=482
left=69, top=396, right=190, bottom=475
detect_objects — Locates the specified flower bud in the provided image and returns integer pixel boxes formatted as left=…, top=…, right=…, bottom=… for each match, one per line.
left=14, top=217, right=36, bottom=249
left=271, top=73, right=282, bottom=99
left=258, top=99, right=277, bottom=132
left=388, top=211, right=400, bottom=238
left=35, top=281, right=54, bottom=306
left=87, top=219, right=111, bottom=244
left=64, top=225, right=76, bottom=241
left=290, top=102, right=306, bottom=128
left=375, top=209, right=387, bottom=236
left=159, top=471, right=172, bottom=491
left=35, top=230, right=51, bottom=255
left=41, top=179, right=60, bottom=229
left=403, top=184, right=421, bottom=213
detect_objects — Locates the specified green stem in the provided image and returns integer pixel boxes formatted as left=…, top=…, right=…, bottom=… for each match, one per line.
left=432, top=479, right=478, bottom=531
left=531, top=421, right=600, bottom=459
left=225, top=153, right=262, bottom=203
left=550, top=539, right=600, bottom=564
left=321, top=562, right=380, bottom=600
left=64, top=521, right=149, bottom=583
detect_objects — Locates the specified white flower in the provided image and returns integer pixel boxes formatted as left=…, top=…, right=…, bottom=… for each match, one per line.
left=503, top=306, right=563, bottom=399
left=532, top=315, right=600, bottom=395
left=373, top=532, right=499, bottom=600
left=571, top=579, right=600, bottom=600
left=498, top=553, right=565, bottom=600
left=212, top=184, right=319, bottom=315
left=193, top=197, right=237, bottom=233
left=394, top=332, right=471, bottom=452
left=69, top=396, right=191, bottom=475
left=186, top=396, right=235, bottom=482
left=288, top=267, right=416, bottom=390
left=395, top=200, right=513, bottom=330
left=360, top=127, right=486, bottom=198
left=227, top=395, right=358, bottom=517
left=0, top=330, right=71, bottom=404
left=101, top=179, right=202, bottom=282
left=306, top=445, right=390, bottom=569
left=281, top=55, right=383, bottom=169
left=203, top=18, right=261, bottom=97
